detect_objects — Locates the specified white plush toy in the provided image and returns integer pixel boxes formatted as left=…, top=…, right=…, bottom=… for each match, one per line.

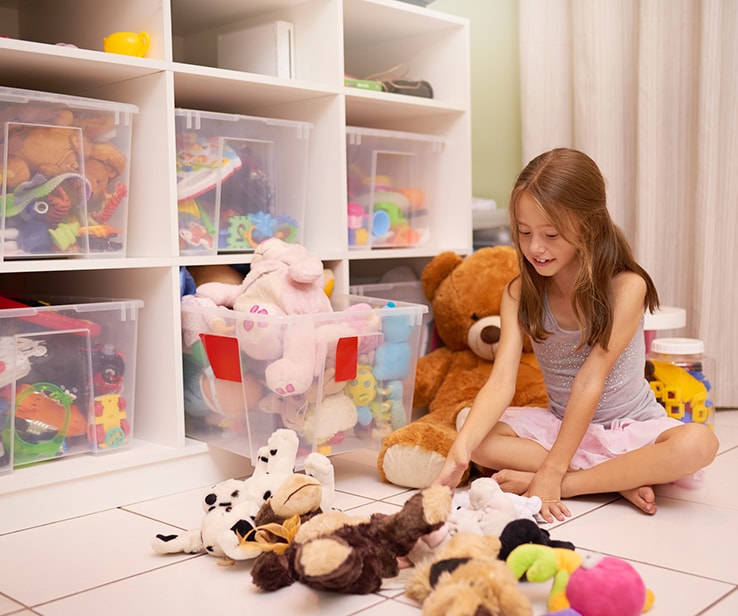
left=151, top=429, right=335, bottom=561
left=150, top=477, right=261, bottom=560
left=447, top=477, right=541, bottom=537
left=401, top=477, right=542, bottom=567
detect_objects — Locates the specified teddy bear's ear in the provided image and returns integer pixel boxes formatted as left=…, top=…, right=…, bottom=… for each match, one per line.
left=421, top=252, right=464, bottom=301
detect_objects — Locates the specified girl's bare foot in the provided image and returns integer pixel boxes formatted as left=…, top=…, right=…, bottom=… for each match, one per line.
left=620, top=486, right=657, bottom=514
left=492, top=469, right=534, bottom=495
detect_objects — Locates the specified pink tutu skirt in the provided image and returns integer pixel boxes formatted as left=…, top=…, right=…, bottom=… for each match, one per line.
left=499, top=406, right=686, bottom=470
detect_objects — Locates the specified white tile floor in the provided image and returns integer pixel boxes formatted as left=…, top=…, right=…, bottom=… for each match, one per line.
left=2, top=411, right=738, bottom=615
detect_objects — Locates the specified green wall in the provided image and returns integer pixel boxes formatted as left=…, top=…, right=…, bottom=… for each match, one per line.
left=430, top=0, right=521, bottom=208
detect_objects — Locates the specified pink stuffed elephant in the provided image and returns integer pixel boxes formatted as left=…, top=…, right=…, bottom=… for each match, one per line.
left=197, top=238, right=334, bottom=396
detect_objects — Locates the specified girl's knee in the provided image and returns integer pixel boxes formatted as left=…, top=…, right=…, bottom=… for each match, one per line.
left=681, top=423, right=719, bottom=467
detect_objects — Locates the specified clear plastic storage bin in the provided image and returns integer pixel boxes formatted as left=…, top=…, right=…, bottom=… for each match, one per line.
left=0, top=86, right=137, bottom=259
left=181, top=294, right=426, bottom=464
left=647, top=337, right=715, bottom=428
left=346, top=126, right=443, bottom=249
left=0, top=296, right=142, bottom=472
left=349, top=280, right=434, bottom=356
left=175, top=109, right=311, bottom=255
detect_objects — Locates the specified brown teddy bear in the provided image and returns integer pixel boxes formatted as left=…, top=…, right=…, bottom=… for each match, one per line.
left=377, top=246, right=548, bottom=488
left=250, top=485, right=452, bottom=594
left=405, top=532, right=533, bottom=616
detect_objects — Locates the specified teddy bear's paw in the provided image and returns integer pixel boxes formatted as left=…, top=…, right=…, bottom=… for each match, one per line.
left=251, top=552, right=296, bottom=591
left=294, top=537, right=367, bottom=592
left=381, top=443, right=447, bottom=489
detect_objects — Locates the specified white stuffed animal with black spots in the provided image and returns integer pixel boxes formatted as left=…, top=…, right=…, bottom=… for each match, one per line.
left=151, top=429, right=335, bottom=561
left=151, top=478, right=261, bottom=560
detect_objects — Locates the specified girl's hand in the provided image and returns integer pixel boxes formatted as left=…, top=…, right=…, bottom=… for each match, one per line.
left=432, top=443, right=470, bottom=490
left=527, top=467, right=571, bottom=523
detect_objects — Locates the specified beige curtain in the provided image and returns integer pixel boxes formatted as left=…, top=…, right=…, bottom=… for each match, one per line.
left=518, top=0, right=738, bottom=406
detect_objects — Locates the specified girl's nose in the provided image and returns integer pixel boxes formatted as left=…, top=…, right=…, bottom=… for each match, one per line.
left=529, top=234, right=545, bottom=253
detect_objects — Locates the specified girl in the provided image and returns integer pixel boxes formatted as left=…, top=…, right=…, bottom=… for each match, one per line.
left=434, top=148, right=718, bottom=523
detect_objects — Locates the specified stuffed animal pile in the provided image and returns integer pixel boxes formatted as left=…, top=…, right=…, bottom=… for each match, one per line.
left=377, top=245, right=549, bottom=488
left=150, top=428, right=652, bottom=614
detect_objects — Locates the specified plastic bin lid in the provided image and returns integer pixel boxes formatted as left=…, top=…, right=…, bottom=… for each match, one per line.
left=0, top=85, right=139, bottom=115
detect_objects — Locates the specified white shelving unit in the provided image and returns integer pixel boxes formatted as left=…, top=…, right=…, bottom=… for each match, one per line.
left=0, top=0, right=471, bottom=533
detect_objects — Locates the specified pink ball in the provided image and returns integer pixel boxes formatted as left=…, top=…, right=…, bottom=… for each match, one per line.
left=566, top=555, right=646, bottom=616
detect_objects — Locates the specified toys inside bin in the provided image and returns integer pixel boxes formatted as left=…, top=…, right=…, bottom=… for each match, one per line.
left=646, top=337, right=715, bottom=427
left=346, top=126, right=443, bottom=249
left=0, top=86, right=136, bottom=259
left=180, top=294, right=426, bottom=464
left=0, top=295, right=142, bottom=470
left=175, top=109, right=310, bottom=255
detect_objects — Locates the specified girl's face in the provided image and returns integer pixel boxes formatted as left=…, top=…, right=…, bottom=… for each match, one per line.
left=515, top=192, right=579, bottom=281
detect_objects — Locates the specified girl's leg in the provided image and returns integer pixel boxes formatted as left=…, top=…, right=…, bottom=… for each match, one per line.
left=470, top=421, right=550, bottom=472
left=496, top=422, right=718, bottom=513
left=559, top=423, right=717, bottom=496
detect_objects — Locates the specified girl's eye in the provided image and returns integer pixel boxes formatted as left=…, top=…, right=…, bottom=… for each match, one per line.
left=545, top=233, right=559, bottom=239
left=518, top=230, right=531, bottom=236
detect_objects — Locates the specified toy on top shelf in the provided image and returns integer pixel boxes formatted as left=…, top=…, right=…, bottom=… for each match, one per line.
left=0, top=86, right=136, bottom=259
left=103, top=31, right=150, bottom=57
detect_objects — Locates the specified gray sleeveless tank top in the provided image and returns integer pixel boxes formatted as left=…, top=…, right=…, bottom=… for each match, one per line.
left=530, top=297, right=664, bottom=424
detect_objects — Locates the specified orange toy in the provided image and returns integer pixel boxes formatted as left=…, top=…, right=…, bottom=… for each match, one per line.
left=15, top=383, right=87, bottom=436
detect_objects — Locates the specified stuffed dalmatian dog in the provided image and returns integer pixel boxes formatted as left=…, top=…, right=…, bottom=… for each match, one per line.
left=151, top=429, right=335, bottom=560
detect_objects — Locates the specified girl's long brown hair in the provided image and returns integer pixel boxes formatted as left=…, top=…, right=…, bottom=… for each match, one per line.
left=509, top=148, right=659, bottom=350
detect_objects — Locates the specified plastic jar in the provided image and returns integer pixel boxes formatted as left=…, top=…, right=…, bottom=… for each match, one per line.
left=647, top=338, right=715, bottom=427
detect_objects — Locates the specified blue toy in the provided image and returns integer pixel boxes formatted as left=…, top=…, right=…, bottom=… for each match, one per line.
left=373, top=303, right=413, bottom=381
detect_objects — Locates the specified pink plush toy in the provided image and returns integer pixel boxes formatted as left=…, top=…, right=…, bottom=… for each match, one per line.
left=195, top=239, right=333, bottom=396
left=197, top=238, right=332, bottom=314
left=236, top=238, right=332, bottom=314
left=545, top=553, right=654, bottom=616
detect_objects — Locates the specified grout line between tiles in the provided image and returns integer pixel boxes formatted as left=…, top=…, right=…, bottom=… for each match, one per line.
left=27, top=554, right=205, bottom=612
left=696, top=586, right=738, bottom=615
left=118, top=506, right=190, bottom=531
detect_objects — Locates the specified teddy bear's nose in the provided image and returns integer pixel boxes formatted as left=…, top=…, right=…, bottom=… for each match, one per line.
left=480, top=325, right=501, bottom=345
